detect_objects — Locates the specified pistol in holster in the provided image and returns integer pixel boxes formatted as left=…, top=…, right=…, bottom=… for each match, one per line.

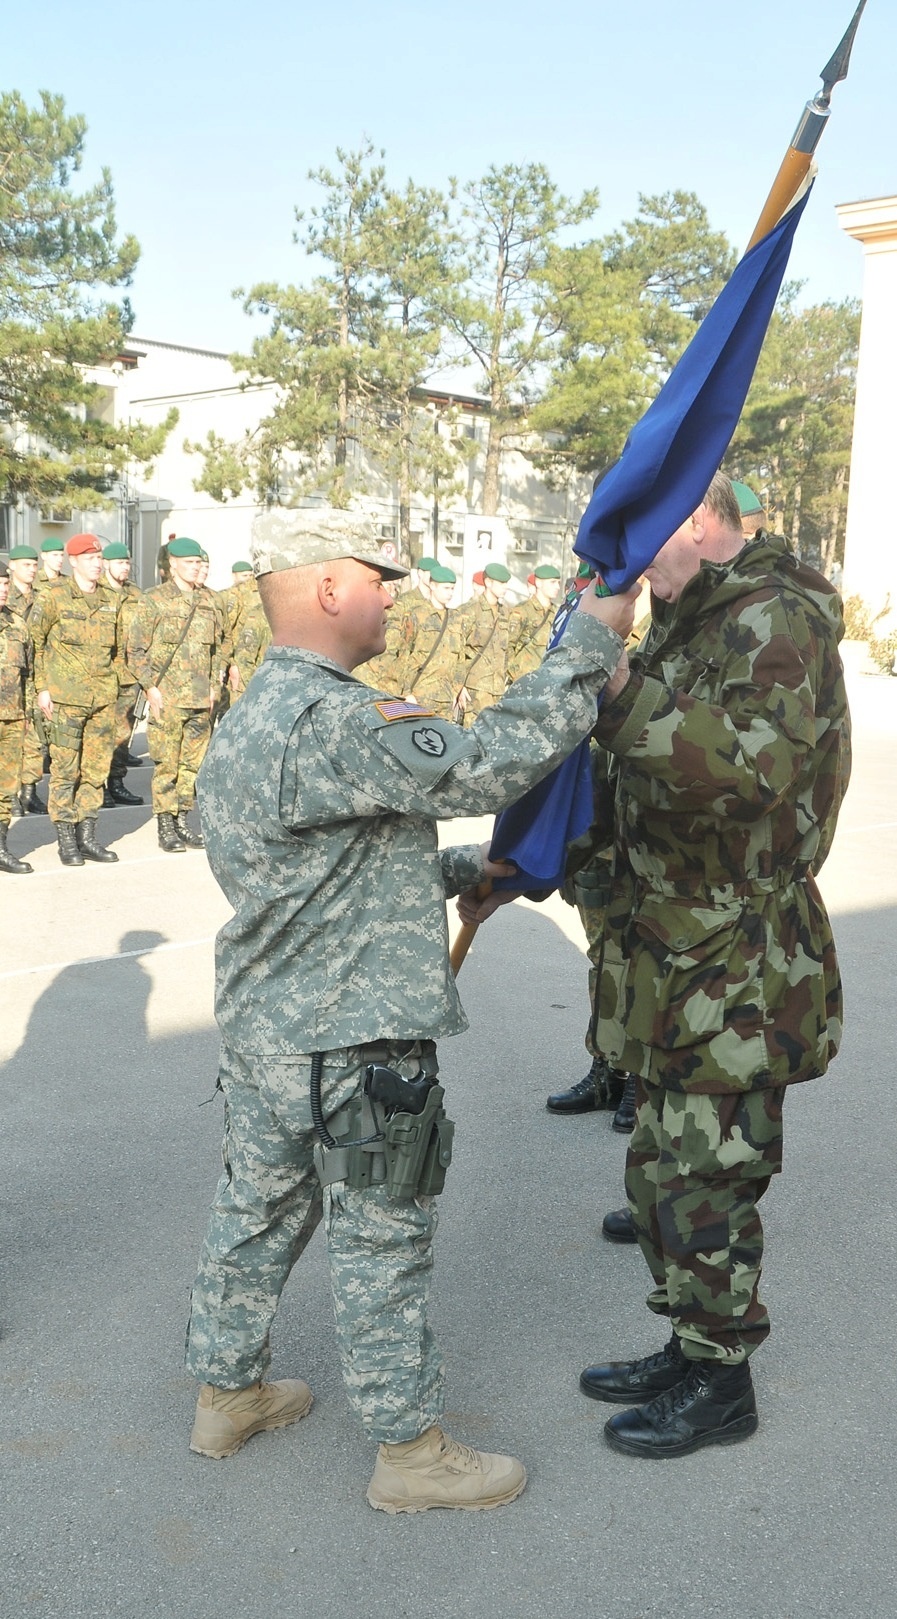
left=313, top=1048, right=454, bottom=1200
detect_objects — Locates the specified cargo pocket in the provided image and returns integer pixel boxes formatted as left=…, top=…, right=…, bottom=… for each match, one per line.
left=625, top=895, right=762, bottom=1053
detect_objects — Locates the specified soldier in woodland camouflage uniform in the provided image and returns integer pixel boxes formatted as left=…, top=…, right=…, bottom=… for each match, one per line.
left=570, top=473, right=850, bottom=1457
left=31, top=533, right=123, bottom=866
left=101, top=543, right=145, bottom=807
left=456, top=561, right=513, bottom=723
left=6, top=546, right=48, bottom=815
left=127, top=536, right=219, bottom=853
left=184, top=506, right=634, bottom=1512
left=506, top=564, right=562, bottom=683
left=34, top=536, right=66, bottom=594
left=362, top=559, right=435, bottom=695
left=386, top=563, right=464, bottom=721
left=0, top=560, right=35, bottom=873
left=228, top=594, right=271, bottom=701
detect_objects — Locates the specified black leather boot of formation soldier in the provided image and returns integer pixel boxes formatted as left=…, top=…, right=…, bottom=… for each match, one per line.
left=601, top=1206, right=637, bottom=1243
left=580, top=1335, right=690, bottom=1405
left=612, top=1072, right=637, bottom=1133
left=125, top=751, right=144, bottom=768
left=157, top=812, right=186, bottom=853
left=56, top=823, right=85, bottom=867
left=77, top=818, right=118, bottom=863
left=546, top=1056, right=603, bottom=1113
left=175, top=810, right=205, bottom=849
left=0, top=824, right=32, bottom=874
left=107, top=776, right=144, bottom=806
left=19, top=782, right=48, bottom=815
left=603, top=1359, right=758, bottom=1458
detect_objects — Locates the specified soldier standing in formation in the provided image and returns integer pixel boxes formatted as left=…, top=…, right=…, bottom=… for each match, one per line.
left=30, top=533, right=121, bottom=866
left=506, top=564, right=561, bottom=682
left=126, top=536, right=218, bottom=853
left=0, top=559, right=36, bottom=874
left=35, top=536, right=66, bottom=593
left=5, top=545, right=48, bottom=815
left=387, top=563, right=464, bottom=720
left=456, top=561, right=512, bottom=724
left=229, top=590, right=271, bottom=703
left=101, top=542, right=145, bottom=808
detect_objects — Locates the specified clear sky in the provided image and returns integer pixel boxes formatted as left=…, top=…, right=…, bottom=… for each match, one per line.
left=6, top=0, right=892, bottom=355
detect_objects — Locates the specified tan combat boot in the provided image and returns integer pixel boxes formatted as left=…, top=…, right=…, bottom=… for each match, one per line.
left=366, top=1425, right=527, bottom=1514
left=189, top=1378, right=313, bottom=1458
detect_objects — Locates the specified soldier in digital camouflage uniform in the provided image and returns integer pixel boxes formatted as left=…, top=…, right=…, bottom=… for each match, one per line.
left=386, top=563, right=465, bottom=721
left=101, top=542, right=145, bottom=807
left=30, top=533, right=123, bottom=866
left=6, top=545, right=48, bottom=815
left=0, top=560, right=35, bottom=874
left=126, top=536, right=219, bottom=853
left=184, top=505, right=634, bottom=1512
left=570, top=472, right=850, bottom=1457
left=456, top=560, right=513, bottom=724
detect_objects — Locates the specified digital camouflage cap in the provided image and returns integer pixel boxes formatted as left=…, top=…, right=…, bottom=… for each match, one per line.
left=251, top=508, right=408, bottom=581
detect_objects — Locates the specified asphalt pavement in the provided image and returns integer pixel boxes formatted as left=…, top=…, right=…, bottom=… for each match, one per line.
left=1, top=647, right=894, bottom=1619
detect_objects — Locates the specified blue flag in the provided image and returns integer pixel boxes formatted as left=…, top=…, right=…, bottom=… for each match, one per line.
left=489, top=192, right=811, bottom=889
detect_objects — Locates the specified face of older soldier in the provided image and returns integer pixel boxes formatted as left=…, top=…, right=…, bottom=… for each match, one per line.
left=9, top=557, right=38, bottom=591
left=338, top=560, right=394, bottom=662
left=105, top=559, right=131, bottom=587
left=643, top=511, right=705, bottom=603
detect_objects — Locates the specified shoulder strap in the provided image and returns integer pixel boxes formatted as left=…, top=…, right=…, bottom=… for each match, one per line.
left=411, top=610, right=450, bottom=684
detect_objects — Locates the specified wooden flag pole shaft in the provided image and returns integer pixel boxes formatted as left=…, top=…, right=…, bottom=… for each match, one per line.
left=745, top=148, right=815, bottom=253
left=450, top=878, right=492, bottom=976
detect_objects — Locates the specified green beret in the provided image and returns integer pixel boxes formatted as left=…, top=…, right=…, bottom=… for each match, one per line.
left=732, top=480, right=764, bottom=517
left=8, top=546, right=39, bottom=561
left=168, top=537, right=204, bottom=559
left=429, top=563, right=457, bottom=584
left=534, top=564, right=561, bottom=580
left=40, top=537, right=65, bottom=553
left=414, top=556, right=437, bottom=573
left=484, top=562, right=511, bottom=583
left=200, top=549, right=209, bottom=563
left=232, top=559, right=252, bottom=573
left=103, top=542, right=130, bottom=560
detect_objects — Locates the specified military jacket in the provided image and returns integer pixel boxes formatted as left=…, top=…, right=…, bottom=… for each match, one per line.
left=30, top=577, right=121, bottom=707
left=107, top=580, right=143, bottom=689
left=7, top=584, right=37, bottom=628
left=233, top=600, right=272, bottom=683
left=395, top=604, right=466, bottom=719
left=457, top=596, right=511, bottom=702
left=197, top=611, right=622, bottom=1055
left=591, top=533, right=850, bottom=1095
left=506, top=597, right=556, bottom=682
left=0, top=607, right=34, bottom=721
left=127, top=580, right=219, bottom=708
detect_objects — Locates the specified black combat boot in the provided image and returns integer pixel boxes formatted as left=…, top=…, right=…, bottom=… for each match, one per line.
left=77, top=818, right=118, bottom=863
left=601, top=1206, right=637, bottom=1243
left=19, top=782, right=48, bottom=815
left=56, top=823, right=85, bottom=866
left=125, top=751, right=144, bottom=767
left=547, top=1056, right=603, bottom=1113
left=107, top=776, right=144, bottom=806
left=580, top=1335, right=689, bottom=1405
left=0, top=824, right=32, bottom=874
left=157, top=812, right=186, bottom=853
left=175, top=810, right=205, bottom=849
left=612, top=1072, right=638, bottom=1132
left=603, top=1359, right=758, bottom=1458
left=103, top=783, right=117, bottom=808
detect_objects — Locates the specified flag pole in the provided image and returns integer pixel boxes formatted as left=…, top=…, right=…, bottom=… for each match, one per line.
left=745, top=1, right=868, bottom=251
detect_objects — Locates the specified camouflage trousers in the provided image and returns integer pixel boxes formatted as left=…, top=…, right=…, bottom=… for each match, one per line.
left=625, top=1079, right=785, bottom=1364
left=147, top=705, right=212, bottom=815
left=185, top=1044, right=445, bottom=1444
left=0, top=717, right=24, bottom=824
left=109, top=682, right=140, bottom=779
left=20, top=713, right=45, bottom=789
left=47, top=702, right=115, bottom=823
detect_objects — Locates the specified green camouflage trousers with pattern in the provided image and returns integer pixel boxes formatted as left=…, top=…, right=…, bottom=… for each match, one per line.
left=147, top=705, right=212, bottom=814
left=185, top=1044, right=445, bottom=1443
left=0, top=717, right=24, bottom=823
left=48, top=702, right=115, bottom=823
left=110, top=682, right=140, bottom=779
left=625, top=1080, right=785, bottom=1364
